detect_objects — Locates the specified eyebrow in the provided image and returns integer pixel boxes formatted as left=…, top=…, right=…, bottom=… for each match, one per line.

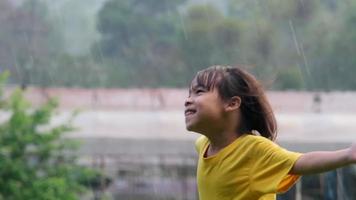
left=189, top=84, right=208, bottom=93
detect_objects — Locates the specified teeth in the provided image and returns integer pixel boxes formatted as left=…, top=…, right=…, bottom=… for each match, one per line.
left=185, top=110, right=195, bottom=115
left=185, top=108, right=196, bottom=116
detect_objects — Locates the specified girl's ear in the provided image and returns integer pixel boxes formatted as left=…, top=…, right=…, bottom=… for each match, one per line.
left=225, top=96, right=241, bottom=112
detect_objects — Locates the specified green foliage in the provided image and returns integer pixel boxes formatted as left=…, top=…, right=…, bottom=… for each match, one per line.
left=179, top=4, right=247, bottom=72
left=274, top=67, right=305, bottom=90
left=0, top=72, right=99, bottom=199
left=314, top=1, right=356, bottom=90
left=0, top=0, right=65, bottom=87
left=2, top=0, right=356, bottom=90
left=95, top=0, right=188, bottom=87
left=92, top=0, right=356, bottom=90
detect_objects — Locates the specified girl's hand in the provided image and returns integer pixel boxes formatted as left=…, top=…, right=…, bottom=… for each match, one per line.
left=348, top=142, right=356, bottom=163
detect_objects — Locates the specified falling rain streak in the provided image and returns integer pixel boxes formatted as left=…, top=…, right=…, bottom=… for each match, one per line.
left=289, top=19, right=313, bottom=90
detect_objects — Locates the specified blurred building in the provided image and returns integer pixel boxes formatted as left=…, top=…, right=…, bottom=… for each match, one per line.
left=12, top=87, right=356, bottom=200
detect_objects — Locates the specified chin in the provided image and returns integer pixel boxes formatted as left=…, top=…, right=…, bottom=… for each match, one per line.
left=185, top=122, right=196, bottom=132
left=185, top=118, right=204, bottom=133
left=185, top=123, right=201, bottom=133
left=185, top=124, right=193, bottom=131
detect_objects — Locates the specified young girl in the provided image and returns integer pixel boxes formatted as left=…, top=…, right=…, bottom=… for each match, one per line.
left=184, top=65, right=356, bottom=200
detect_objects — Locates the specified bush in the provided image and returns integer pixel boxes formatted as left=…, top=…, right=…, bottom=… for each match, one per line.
left=0, top=72, right=101, bottom=200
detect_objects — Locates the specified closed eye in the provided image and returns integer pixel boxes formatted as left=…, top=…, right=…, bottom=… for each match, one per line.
left=196, top=89, right=205, bottom=95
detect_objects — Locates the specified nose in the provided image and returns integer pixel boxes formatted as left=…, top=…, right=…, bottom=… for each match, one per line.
left=184, top=96, right=193, bottom=107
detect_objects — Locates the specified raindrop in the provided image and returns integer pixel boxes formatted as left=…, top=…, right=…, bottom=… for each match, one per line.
left=299, top=42, right=311, bottom=77
left=289, top=20, right=301, bottom=55
left=178, top=9, right=188, bottom=40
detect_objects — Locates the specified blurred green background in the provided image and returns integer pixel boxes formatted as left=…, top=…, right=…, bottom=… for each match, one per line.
left=1, top=0, right=356, bottom=90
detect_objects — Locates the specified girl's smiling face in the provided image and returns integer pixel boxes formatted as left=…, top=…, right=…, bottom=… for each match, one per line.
left=184, top=65, right=277, bottom=140
left=184, top=80, right=226, bottom=134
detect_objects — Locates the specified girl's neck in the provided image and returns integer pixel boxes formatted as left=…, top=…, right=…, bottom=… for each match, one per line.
left=206, top=131, right=241, bottom=156
left=204, top=111, right=243, bottom=156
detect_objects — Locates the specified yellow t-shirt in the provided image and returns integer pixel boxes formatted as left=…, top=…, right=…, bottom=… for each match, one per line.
left=195, top=134, right=302, bottom=200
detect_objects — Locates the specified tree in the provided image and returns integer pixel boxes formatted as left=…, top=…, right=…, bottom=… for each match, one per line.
left=309, top=1, right=356, bottom=90
left=0, top=1, right=17, bottom=78
left=0, top=0, right=64, bottom=88
left=226, top=0, right=322, bottom=88
left=0, top=72, right=101, bottom=200
left=179, top=4, right=244, bottom=72
left=95, top=0, right=187, bottom=87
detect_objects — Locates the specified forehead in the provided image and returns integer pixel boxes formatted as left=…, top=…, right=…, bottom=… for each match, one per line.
left=189, top=79, right=203, bottom=90
left=189, top=78, right=211, bottom=93
left=189, top=70, right=222, bottom=91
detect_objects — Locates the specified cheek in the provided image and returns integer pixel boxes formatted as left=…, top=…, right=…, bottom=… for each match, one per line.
left=199, top=103, right=224, bottom=120
left=196, top=95, right=225, bottom=117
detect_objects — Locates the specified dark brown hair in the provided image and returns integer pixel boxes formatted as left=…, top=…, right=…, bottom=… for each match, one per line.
left=191, top=65, right=277, bottom=141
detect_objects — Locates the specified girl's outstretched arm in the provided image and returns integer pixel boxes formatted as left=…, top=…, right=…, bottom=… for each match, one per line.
left=290, top=142, right=356, bottom=175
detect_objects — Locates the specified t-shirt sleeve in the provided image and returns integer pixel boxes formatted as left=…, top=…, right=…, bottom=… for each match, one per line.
left=249, top=137, right=302, bottom=195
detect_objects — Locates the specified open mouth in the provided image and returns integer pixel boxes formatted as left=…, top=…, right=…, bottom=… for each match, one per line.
left=184, top=108, right=197, bottom=116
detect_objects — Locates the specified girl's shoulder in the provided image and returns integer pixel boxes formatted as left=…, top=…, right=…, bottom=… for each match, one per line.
left=244, top=134, right=300, bottom=160
left=240, top=133, right=274, bottom=144
left=240, top=134, right=279, bottom=152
